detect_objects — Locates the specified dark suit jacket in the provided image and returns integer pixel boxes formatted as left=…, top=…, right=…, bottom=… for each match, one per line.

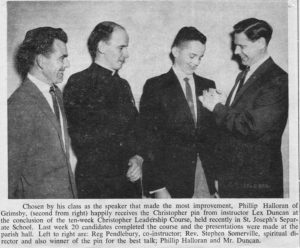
left=63, top=63, right=140, bottom=198
left=139, top=69, right=217, bottom=198
left=213, top=58, right=288, bottom=198
left=8, top=78, right=77, bottom=199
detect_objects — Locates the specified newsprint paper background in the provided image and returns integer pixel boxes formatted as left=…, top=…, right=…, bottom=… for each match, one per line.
left=0, top=0, right=299, bottom=247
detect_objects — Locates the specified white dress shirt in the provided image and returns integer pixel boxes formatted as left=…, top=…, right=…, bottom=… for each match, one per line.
left=172, top=65, right=198, bottom=120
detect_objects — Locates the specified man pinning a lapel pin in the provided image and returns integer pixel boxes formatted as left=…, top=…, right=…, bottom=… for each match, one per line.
left=199, top=18, right=288, bottom=198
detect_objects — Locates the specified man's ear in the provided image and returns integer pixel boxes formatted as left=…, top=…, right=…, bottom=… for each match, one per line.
left=171, top=46, right=179, bottom=59
left=256, top=37, right=267, bottom=49
left=35, top=54, right=44, bottom=70
left=97, top=40, right=107, bottom=54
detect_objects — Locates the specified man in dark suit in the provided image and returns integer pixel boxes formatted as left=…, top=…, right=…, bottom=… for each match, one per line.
left=200, top=18, right=288, bottom=198
left=63, top=22, right=142, bottom=198
left=139, top=27, right=217, bottom=198
left=8, top=27, right=77, bottom=198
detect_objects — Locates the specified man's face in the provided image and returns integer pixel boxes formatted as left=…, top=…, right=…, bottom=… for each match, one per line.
left=101, top=28, right=129, bottom=71
left=234, top=32, right=264, bottom=67
left=172, top=40, right=206, bottom=75
left=42, top=39, right=70, bottom=84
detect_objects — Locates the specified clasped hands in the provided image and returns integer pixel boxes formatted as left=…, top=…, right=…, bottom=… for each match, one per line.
left=126, top=155, right=143, bottom=182
left=199, top=88, right=227, bottom=112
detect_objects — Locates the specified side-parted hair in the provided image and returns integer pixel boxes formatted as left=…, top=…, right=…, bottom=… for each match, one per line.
left=15, top=27, right=67, bottom=80
left=233, top=18, right=273, bottom=45
left=169, top=26, right=207, bottom=63
left=87, top=21, right=125, bottom=61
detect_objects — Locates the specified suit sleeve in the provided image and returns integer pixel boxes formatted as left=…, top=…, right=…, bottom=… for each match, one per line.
left=8, top=101, right=31, bottom=198
left=213, top=74, right=288, bottom=140
left=138, top=80, right=167, bottom=192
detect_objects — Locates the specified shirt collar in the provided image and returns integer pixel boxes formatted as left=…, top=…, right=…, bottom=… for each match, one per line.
left=94, top=61, right=116, bottom=76
left=249, top=54, right=270, bottom=73
left=172, top=65, right=193, bottom=81
left=27, top=73, right=53, bottom=93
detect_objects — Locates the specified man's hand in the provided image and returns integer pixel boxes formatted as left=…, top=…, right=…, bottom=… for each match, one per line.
left=155, top=188, right=171, bottom=198
left=199, top=88, right=227, bottom=112
left=126, top=155, right=143, bottom=182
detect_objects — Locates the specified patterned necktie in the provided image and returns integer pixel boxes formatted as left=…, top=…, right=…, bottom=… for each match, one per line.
left=235, top=66, right=250, bottom=95
left=49, top=85, right=61, bottom=127
left=184, top=77, right=196, bottom=123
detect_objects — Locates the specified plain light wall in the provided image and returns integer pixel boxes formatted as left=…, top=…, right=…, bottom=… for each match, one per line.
left=7, top=0, right=289, bottom=196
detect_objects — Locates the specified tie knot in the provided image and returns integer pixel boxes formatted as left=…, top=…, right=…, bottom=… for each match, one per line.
left=184, top=77, right=190, bottom=84
left=244, top=66, right=250, bottom=73
left=49, top=85, right=58, bottom=93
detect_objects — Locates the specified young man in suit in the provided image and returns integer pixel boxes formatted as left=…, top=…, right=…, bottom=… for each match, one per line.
left=139, top=27, right=218, bottom=198
left=200, top=18, right=288, bottom=198
left=63, top=22, right=142, bottom=198
left=8, top=27, right=77, bottom=198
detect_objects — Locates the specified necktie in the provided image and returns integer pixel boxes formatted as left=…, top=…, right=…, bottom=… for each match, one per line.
left=49, top=85, right=61, bottom=127
left=184, top=77, right=196, bottom=123
left=235, top=66, right=250, bottom=95
left=49, top=85, right=76, bottom=191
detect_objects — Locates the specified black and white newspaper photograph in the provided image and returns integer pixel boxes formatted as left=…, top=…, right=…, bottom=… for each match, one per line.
left=0, top=0, right=299, bottom=247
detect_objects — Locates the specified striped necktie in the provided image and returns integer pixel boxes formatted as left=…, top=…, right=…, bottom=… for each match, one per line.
left=49, top=85, right=61, bottom=127
left=235, top=66, right=250, bottom=97
left=184, top=77, right=196, bottom=124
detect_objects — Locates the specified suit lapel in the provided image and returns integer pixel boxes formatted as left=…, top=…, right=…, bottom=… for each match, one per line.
left=195, top=75, right=214, bottom=128
left=231, top=58, right=274, bottom=106
left=23, top=79, right=60, bottom=129
left=22, top=79, right=66, bottom=154
left=226, top=74, right=241, bottom=106
left=23, top=79, right=77, bottom=197
left=195, top=75, right=204, bottom=126
left=168, top=69, right=195, bottom=127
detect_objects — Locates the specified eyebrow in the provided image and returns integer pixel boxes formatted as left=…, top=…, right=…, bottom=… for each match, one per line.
left=190, top=53, right=204, bottom=57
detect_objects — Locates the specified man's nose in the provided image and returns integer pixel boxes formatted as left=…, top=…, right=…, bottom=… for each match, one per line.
left=123, top=48, right=129, bottom=59
left=192, top=57, right=201, bottom=67
left=234, top=46, right=241, bottom=55
left=195, top=57, right=201, bottom=66
left=64, top=58, right=70, bottom=68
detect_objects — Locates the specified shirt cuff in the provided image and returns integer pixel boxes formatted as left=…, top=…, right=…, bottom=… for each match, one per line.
left=149, top=187, right=166, bottom=194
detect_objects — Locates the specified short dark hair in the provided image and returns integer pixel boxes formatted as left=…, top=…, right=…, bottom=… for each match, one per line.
left=87, top=21, right=125, bottom=61
left=169, top=26, right=207, bottom=63
left=233, top=18, right=273, bottom=45
left=15, top=27, right=67, bottom=80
